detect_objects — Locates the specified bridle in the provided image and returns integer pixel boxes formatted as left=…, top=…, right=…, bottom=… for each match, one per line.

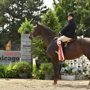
left=29, top=31, right=34, bottom=40
left=42, top=35, right=58, bottom=39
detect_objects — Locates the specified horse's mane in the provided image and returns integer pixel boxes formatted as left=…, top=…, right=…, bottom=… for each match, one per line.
left=39, top=24, right=56, bottom=35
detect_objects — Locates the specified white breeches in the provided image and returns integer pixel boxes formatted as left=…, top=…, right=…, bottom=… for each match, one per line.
left=58, top=35, right=72, bottom=42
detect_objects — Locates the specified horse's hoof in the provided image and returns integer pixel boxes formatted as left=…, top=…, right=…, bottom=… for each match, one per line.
left=53, top=83, right=57, bottom=85
left=54, top=78, right=58, bottom=85
left=53, top=81, right=57, bottom=85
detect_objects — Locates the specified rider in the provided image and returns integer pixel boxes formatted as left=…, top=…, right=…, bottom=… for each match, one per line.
left=58, top=12, right=77, bottom=43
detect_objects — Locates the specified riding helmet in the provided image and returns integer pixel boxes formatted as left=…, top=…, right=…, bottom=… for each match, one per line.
left=68, top=12, right=74, bottom=17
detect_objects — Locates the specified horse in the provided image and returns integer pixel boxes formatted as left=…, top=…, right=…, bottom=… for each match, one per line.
left=29, top=22, right=90, bottom=85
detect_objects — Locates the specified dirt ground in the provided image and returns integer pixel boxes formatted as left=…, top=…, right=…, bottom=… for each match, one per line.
left=0, top=79, right=90, bottom=90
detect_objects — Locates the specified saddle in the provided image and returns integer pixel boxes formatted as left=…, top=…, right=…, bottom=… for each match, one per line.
left=61, top=38, right=76, bottom=54
left=63, top=38, right=75, bottom=47
left=62, top=33, right=77, bottom=47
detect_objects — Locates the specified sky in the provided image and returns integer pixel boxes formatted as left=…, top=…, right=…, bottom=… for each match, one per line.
left=43, top=0, right=53, bottom=8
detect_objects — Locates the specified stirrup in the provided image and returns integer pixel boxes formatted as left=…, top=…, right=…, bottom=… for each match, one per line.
left=64, top=42, right=68, bottom=47
left=64, top=43, right=67, bottom=47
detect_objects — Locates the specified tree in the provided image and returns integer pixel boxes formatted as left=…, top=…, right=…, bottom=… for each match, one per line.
left=77, top=0, right=90, bottom=37
left=31, top=36, right=49, bottom=61
left=54, top=0, right=90, bottom=37
left=41, top=9, right=60, bottom=34
left=0, top=0, right=48, bottom=43
left=54, top=0, right=76, bottom=27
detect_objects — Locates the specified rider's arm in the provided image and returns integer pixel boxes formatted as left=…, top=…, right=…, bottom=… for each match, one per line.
left=60, top=22, right=72, bottom=34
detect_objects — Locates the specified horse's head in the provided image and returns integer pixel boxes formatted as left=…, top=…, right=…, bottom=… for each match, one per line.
left=29, top=22, right=41, bottom=40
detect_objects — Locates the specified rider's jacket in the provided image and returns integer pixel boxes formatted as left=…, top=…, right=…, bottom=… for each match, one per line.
left=59, top=19, right=77, bottom=38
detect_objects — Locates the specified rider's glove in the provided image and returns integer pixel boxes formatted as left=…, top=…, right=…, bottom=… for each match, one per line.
left=59, top=32, right=62, bottom=36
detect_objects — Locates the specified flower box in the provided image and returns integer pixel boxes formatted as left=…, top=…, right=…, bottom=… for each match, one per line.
left=60, top=62, right=83, bottom=80
left=45, top=74, right=53, bottom=80
left=61, top=75, right=75, bottom=80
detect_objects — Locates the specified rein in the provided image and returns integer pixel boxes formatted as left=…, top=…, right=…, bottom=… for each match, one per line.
left=42, top=35, right=58, bottom=39
left=31, top=31, right=58, bottom=39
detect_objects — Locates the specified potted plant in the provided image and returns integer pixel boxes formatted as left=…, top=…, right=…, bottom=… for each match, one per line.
left=40, top=62, right=54, bottom=80
left=13, top=61, right=32, bottom=78
left=60, top=66, right=76, bottom=80
left=60, top=62, right=83, bottom=80
left=18, top=18, right=34, bottom=34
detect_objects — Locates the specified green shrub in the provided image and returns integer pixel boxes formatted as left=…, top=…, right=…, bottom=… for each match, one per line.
left=13, top=61, right=32, bottom=78
left=33, top=64, right=45, bottom=79
left=0, top=72, right=4, bottom=78
left=5, top=69, right=18, bottom=78
left=0, top=64, right=6, bottom=78
left=0, top=62, right=32, bottom=78
left=5, top=62, right=18, bottom=78
left=40, top=63, right=54, bottom=75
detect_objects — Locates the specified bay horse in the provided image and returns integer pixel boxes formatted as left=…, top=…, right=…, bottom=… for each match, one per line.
left=29, top=22, right=90, bottom=85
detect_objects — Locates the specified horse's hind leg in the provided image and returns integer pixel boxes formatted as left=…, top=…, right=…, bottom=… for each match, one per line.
left=84, top=54, right=90, bottom=86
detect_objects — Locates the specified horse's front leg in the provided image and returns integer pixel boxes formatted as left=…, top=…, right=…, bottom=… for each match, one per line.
left=51, top=58, right=59, bottom=84
left=53, top=65, right=59, bottom=84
